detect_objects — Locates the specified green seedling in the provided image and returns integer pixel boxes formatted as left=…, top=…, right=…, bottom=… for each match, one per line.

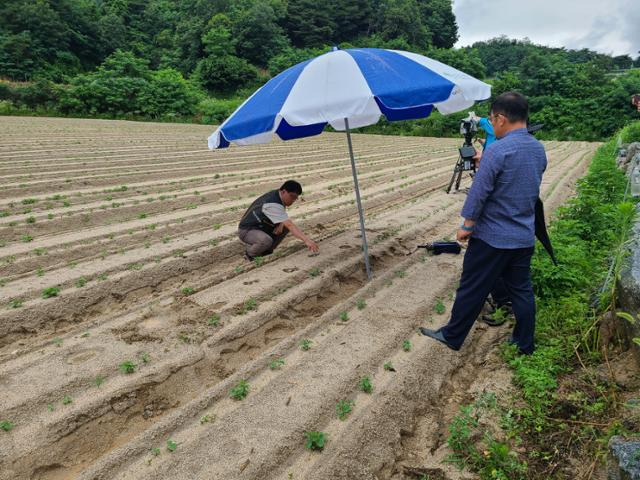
left=140, top=352, right=151, bottom=363
left=304, top=431, right=326, bottom=451
left=0, top=420, right=14, bottom=432
left=151, top=447, right=161, bottom=456
left=167, top=439, right=177, bottom=452
left=336, top=400, right=354, bottom=420
left=22, top=234, right=33, bottom=243
left=119, top=361, right=136, bottom=374
left=234, top=265, right=244, bottom=273
left=300, top=339, right=312, bottom=351
left=394, top=270, right=407, bottom=278
left=208, top=313, right=220, bottom=326
left=21, top=198, right=36, bottom=204
left=200, top=414, right=215, bottom=424
left=95, top=375, right=104, bottom=387
left=359, top=376, right=373, bottom=393
left=339, top=311, right=349, bottom=322
left=26, top=216, right=36, bottom=224
left=253, top=256, right=265, bottom=266
left=239, top=297, right=258, bottom=314
left=9, top=298, right=23, bottom=308
left=36, top=267, right=44, bottom=277
left=139, top=213, right=147, bottom=219
left=356, top=299, right=366, bottom=310
left=75, top=277, right=87, bottom=288
left=309, top=267, right=321, bottom=277
left=62, top=395, right=73, bottom=405
left=181, top=287, right=195, bottom=295
left=97, top=273, right=108, bottom=281
left=269, top=358, right=285, bottom=370
left=47, top=213, right=54, bottom=219
left=403, top=340, right=412, bottom=352
left=52, top=337, right=63, bottom=347
left=81, top=332, right=90, bottom=338
left=47, top=404, right=55, bottom=412
left=42, top=286, right=60, bottom=298
left=230, top=380, right=250, bottom=400
left=384, top=362, right=396, bottom=372
left=434, top=299, right=446, bottom=315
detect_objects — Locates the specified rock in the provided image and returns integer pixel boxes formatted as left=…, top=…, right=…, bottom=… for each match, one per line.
left=608, top=436, right=640, bottom=480
left=617, top=204, right=640, bottom=367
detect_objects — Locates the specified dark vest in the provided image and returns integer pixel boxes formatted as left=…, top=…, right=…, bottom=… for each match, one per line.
left=238, top=190, right=283, bottom=237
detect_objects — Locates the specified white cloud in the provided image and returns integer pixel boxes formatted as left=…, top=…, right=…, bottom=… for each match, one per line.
left=453, top=0, right=638, bottom=57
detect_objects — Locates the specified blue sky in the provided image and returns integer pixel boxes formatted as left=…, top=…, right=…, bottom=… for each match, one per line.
left=453, top=0, right=639, bottom=57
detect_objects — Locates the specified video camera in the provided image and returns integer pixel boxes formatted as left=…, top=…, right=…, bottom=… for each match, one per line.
left=446, top=112, right=478, bottom=193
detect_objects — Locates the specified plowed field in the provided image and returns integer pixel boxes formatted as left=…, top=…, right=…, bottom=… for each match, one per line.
left=0, top=116, right=598, bottom=480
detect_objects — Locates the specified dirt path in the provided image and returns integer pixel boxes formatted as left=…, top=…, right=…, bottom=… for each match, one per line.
left=0, top=117, right=598, bottom=480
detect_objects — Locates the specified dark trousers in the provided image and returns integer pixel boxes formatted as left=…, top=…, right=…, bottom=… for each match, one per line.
left=440, top=237, right=536, bottom=354
left=491, top=277, right=511, bottom=306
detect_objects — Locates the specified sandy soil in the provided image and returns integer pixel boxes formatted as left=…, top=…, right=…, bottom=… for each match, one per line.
left=0, top=116, right=598, bottom=480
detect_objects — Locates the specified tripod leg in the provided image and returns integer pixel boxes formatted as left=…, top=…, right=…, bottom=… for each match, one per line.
left=455, top=166, right=463, bottom=191
left=446, top=157, right=463, bottom=194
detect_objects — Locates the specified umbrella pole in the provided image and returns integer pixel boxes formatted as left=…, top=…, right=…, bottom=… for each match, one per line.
left=344, top=118, right=372, bottom=280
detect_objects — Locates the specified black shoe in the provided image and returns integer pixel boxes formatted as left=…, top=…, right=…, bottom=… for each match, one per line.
left=479, top=314, right=507, bottom=327
left=419, top=327, right=460, bottom=351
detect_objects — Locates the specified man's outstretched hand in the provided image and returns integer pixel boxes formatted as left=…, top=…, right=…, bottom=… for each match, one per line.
left=306, top=239, right=319, bottom=253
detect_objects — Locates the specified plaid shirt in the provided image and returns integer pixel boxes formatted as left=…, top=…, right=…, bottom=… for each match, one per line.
left=461, top=128, right=547, bottom=249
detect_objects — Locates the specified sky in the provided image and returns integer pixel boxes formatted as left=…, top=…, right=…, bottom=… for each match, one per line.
left=453, top=0, right=640, bottom=58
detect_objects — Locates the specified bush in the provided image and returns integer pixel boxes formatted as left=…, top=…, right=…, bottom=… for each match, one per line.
left=193, top=55, right=258, bottom=94
left=139, top=69, right=202, bottom=118
left=197, top=97, right=243, bottom=125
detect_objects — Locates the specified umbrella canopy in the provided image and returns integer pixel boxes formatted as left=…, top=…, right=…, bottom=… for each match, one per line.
left=208, top=48, right=490, bottom=149
left=209, top=47, right=490, bottom=279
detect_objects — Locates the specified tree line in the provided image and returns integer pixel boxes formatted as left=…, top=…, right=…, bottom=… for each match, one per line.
left=1, top=0, right=639, bottom=141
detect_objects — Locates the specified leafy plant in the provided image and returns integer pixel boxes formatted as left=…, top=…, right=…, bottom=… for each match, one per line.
left=0, top=420, right=14, bottom=432
left=269, top=358, right=285, bottom=370
left=119, top=361, right=136, bottom=374
left=200, top=414, right=214, bottom=424
left=181, top=287, right=195, bottom=295
left=75, top=277, right=87, bottom=288
left=253, top=256, right=265, bottom=266
left=167, top=439, right=178, bottom=452
left=358, top=376, right=373, bottom=393
left=336, top=400, right=354, bottom=420
left=140, top=352, right=151, bottom=363
left=383, top=362, right=395, bottom=372
left=62, top=395, right=73, bottom=405
left=9, top=298, right=23, bottom=308
left=356, top=299, right=366, bottom=310
left=299, top=339, right=312, bottom=351
left=151, top=447, right=161, bottom=456
left=309, top=267, right=321, bottom=277
left=95, top=375, right=104, bottom=387
left=434, top=299, right=445, bottom=314
left=402, top=340, right=412, bottom=352
left=230, top=380, right=249, bottom=400
left=208, top=313, right=220, bottom=326
left=42, top=286, right=60, bottom=298
left=22, top=234, right=33, bottom=242
left=339, top=311, right=349, bottom=322
left=304, top=431, right=326, bottom=451
left=239, top=297, right=258, bottom=314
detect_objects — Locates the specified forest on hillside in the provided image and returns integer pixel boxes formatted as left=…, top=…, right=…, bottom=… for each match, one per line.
left=1, top=0, right=640, bottom=140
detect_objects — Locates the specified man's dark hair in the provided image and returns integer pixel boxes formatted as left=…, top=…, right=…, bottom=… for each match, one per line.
left=490, top=92, right=529, bottom=123
left=280, top=180, right=302, bottom=195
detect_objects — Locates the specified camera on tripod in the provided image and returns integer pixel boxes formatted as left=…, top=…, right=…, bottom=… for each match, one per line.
left=447, top=112, right=479, bottom=193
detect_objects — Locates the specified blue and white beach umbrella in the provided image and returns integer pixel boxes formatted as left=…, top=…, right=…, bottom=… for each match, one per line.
left=209, top=48, right=491, bottom=278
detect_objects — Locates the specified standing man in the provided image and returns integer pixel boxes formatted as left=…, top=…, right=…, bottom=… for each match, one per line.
left=238, top=180, right=319, bottom=260
left=420, top=92, right=547, bottom=355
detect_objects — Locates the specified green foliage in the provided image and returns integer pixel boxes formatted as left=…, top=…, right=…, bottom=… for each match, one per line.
left=208, top=313, right=220, bottom=326
left=299, top=339, right=312, bottom=351
left=193, top=55, right=258, bottom=94
left=42, top=286, right=60, bottom=298
left=62, top=395, right=73, bottom=405
left=339, top=311, right=349, bottom=322
left=336, top=399, right=354, bottom=420
left=356, top=298, right=366, bottom=310
left=166, top=439, right=178, bottom=452
left=119, top=361, right=136, bottom=374
left=434, top=299, right=445, bottom=314
left=402, top=340, right=412, bottom=352
left=0, top=420, right=14, bottom=432
left=358, top=376, right=373, bottom=393
left=304, top=431, right=326, bottom=450
left=269, top=358, right=285, bottom=370
left=230, top=380, right=249, bottom=400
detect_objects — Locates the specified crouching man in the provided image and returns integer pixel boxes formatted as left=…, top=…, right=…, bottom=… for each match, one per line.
left=238, top=180, right=319, bottom=261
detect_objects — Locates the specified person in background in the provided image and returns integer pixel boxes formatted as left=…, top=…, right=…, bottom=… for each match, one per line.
left=238, top=180, right=319, bottom=261
left=420, top=92, right=547, bottom=355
